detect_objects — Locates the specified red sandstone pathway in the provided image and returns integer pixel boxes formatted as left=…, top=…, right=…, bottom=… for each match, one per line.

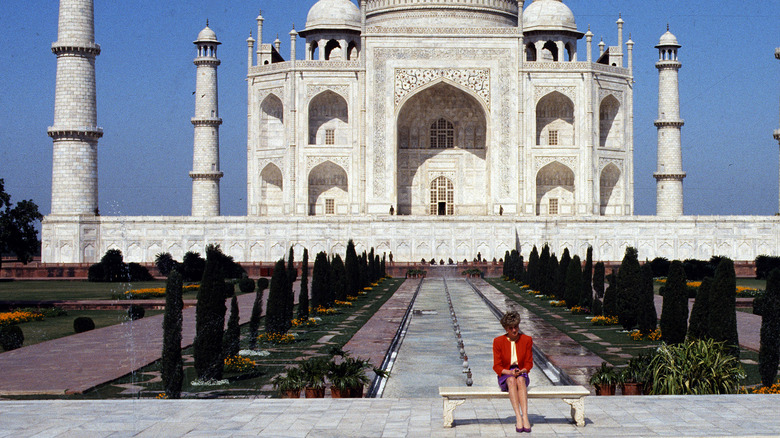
left=0, top=291, right=265, bottom=395
left=653, top=295, right=760, bottom=351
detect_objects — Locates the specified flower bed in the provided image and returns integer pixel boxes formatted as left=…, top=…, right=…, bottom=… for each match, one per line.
left=591, top=315, right=620, bottom=326
left=119, top=284, right=199, bottom=300
left=629, top=328, right=662, bottom=341
left=549, top=300, right=567, bottom=307
left=752, top=383, right=780, bottom=394
left=291, top=317, right=318, bottom=327
left=334, top=300, right=352, bottom=307
left=224, top=355, right=257, bottom=373
left=570, top=306, right=590, bottom=315
left=257, top=332, right=297, bottom=344
left=313, top=306, right=337, bottom=315
left=0, top=310, right=44, bottom=326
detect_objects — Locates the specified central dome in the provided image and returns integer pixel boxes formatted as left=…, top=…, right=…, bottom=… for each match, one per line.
left=365, top=0, right=519, bottom=28
left=523, top=0, right=579, bottom=34
left=305, top=0, right=362, bottom=33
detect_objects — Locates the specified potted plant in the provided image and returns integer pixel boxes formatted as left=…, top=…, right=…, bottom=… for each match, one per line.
left=619, top=358, right=644, bottom=395
left=329, top=356, right=381, bottom=398
left=589, top=362, right=618, bottom=395
left=272, top=367, right=304, bottom=398
left=300, top=356, right=329, bottom=398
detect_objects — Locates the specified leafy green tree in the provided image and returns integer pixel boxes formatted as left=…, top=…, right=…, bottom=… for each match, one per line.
left=331, top=254, right=348, bottom=302
left=688, top=277, right=713, bottom=340
left=248, top=276, right=268, bottom=350
left=527, top=246, right=540, bottom=290
left=0, top=179, right=43, bottom=271
left=603, top=269, right=618, bottom=317
left=581, top=247, right=593, bottom=309
left=193, top=245, right=228, bottom=381
left=155, top=252, right=178, bottom=277
left=311, top=252, right=330, bottom=309
left=660, top=261, right=688, bottom=344
left=182, top=251, right=206, bottom=282
left=345, top=240, right=360, bottom=297
left=564, top=255, right=582, bottom=308
left=298, top=248, right=310, bottom=321
left=265, top=259, right=289, bottom=335
left=592, top=262, right=605, bottom=316
left=637, top=263, right=658, bottom=335
left=223, top=295, right=241, bottom=360
left=556, top=249, right=571, bottom=300
left=100, top=249, right=129, bottom=282
left=709, top=258, right=739, bottom=357
left=616, top=247, right=641, bottom=330
left=758, top=269, right=780, bottom=386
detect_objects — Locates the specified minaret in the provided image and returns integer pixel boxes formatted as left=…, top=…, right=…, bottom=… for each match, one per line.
left=653, top=27, right=686, bottom=216
left=775, top=48, right=780, bottom=213
left=190, top=23, right=223, bottom=217
left=48, top=0, right=102, bottom=216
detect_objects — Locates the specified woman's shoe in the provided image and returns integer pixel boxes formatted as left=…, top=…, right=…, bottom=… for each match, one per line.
left=516, top=426, right=523, bottom=433
left=521, top=426, right=532, bottom=433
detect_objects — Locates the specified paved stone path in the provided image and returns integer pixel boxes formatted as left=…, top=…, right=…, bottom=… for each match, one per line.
left=3, top=396, right=780, bottom=437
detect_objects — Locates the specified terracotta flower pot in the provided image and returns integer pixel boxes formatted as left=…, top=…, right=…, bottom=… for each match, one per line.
left=305, top=387, right=325, bottom=398
left=281, top=389, right=301, bottom=398
left=595, top=384, right=616, bottom=395
left=330, top=387, right=347, bottom=398
left=621, top=383, right=642, bottom=396
left=349, top=385, right=364, bottom=398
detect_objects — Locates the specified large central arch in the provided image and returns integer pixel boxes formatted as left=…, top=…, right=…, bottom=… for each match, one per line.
left=395, top=80, right=489, bottom=216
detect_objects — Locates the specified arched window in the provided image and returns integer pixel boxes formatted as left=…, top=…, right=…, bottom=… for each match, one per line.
left=430, top=176, right=454, bottom=216
left=526, top=42, right=537, bottom=62
left=324, top=40, right=341, bottom=61
left=430, top=118, right=454, bottom=149
left=536, top=92, right=575, bottom=146
left=542, top=41, right=558, bottom=61
left=347, top=41, right=358, bottom=60
left=310, top=41, right=319, bottom=60
left=599, top=95, right=622, bottom=148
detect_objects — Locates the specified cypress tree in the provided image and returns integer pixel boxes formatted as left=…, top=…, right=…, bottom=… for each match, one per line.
left=547, top=254, right=558, bottom=298
left=581, top=247, right=593, bottom=309
left=539, top=244, right=550, bottom=292
left=345, top=240, right=360, bottom=297
left=564, top=255, right=582, bottom=308
left=592, top=262, right=605, bottom=316
left=557, top=249, right=571, bottom=300
left=285, top=247, right=296, bottom=333
left=360, top=251, right=369, bottom=289
left=248, top=276, right=268, bottom=350
left=311, top=251, right=329, bottom=309
left=375, top=254, right=380, bottom=282
left=223, top=295, right=241, bottom=359
left=503, top=250, right=510, bottom=278
left=759, top=269, right=780, bottom=387
left=637, top=263, right=658, bottom=335
left=381, top=253, right=386, bottom=277
left=660, top=261, right=688, bottom=344
left=710, top=258, right=739, bottom=357
left=265, top=259, right=288, bottom=335
left=528, top=246, right=540, bottom=290
left=616, top=247, right=641, bottom=330
left=331, top=254, right=348, bottom=302
left=162, top=270, right=183, bottom=399
left=688, top=276, right=712, bottom=340
left=193, top=245, right=228, bottom=381
left=603, top=269, right=618, bottom=317
left=516, top=254, right=524, bottom=284
left=368, top=247, right=376, bottom=282
left=298, top=248, right=310, bottom=321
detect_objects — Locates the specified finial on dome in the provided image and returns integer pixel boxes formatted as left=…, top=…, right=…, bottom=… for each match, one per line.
left=206, top=19, right=209, bottom=27
left=667, top=23, right=670, bottom=31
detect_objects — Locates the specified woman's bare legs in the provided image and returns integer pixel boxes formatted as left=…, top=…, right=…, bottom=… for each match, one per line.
left=516, top=377, right=531, bottom=429
left=505, top=376, right=524, bottom=429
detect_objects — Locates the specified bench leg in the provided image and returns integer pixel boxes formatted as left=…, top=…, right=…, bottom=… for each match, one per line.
left=442, top=398, right=466, bottom=428
left=563, top=397, right=585, bottom=427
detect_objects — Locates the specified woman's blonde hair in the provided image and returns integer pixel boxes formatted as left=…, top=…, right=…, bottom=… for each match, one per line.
left=500, top=310, right=521, bottom=329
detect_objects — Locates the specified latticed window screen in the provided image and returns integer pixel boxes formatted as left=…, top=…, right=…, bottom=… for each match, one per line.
left=325, top=129, right=335, bottom=145
left=325, top=198, right=335, bottom=215
left=548, top=130, right=558, bottom=146
left=549, top=198, right=559, bottom=215
left=430, top=118, right=454, bottom=149
left=429, top=176, right=454, bottom=215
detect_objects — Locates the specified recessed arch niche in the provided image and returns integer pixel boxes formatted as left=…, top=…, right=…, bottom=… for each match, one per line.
left=599, top=163, right=622, bottom=215
left=536, top=161, right=575, bottom=216
left=308, top=91, right=349, bottom=145
left=599, top=95, right=622, bottom=148
left=259, top=163, right=283, bottom=216
left=259, top=95, right=284, bottom=150
left=536, top=91, right=574, bottom=146
left=308, top=161, right=348, bottom=216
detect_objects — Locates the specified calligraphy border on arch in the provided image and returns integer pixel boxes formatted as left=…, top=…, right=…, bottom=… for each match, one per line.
left=306, top=155, right=351, bottom=177
left=534, top=86, right=576, bottom=104
left=257, top=88, right=285, bottom=106
left=598, top=157, right=623, bottom=174
left=534, top=156, right=577, bottom=172
left=306, top=85, right=350, bottom=103
left=394, top=69, right=490, bottom=109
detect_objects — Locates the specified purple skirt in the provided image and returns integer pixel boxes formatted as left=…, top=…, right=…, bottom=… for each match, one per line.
left=498, top=365, right=530, bottom=392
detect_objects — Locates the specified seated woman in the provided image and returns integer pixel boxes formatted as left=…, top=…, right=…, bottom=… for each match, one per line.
left=493, top=310, right=533, bottom=433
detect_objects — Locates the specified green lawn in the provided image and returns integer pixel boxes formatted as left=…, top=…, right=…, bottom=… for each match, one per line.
left=0, top=280, right=222, bottom=302
left=488, top=278, right=762, bottom=388
left=15, top=309, right=164, bottom=347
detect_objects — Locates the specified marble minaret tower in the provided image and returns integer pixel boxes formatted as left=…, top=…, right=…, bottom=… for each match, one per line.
left=48, top=0, right=102, bottom=216
left=654, top=27, right=686, bottom=216
left=190, top=23, right=223, bottom=217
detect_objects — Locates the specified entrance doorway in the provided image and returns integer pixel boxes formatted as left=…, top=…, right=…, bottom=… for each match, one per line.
left=430, top=176, right=454, bottom=216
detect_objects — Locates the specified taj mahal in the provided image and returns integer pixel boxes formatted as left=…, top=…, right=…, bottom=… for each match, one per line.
left=42, top=0, right=780, bottom=264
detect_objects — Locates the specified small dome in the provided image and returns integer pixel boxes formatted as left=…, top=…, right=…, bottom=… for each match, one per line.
left=304, top=0, right=361, bottom=32
left=195, top=25, right=220, bottom=44
left=656, top=30, right=680, bottom=48
left=523, top=0, right=579, bottom=34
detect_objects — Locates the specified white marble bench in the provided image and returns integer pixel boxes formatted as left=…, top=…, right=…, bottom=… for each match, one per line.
left=438, top=385, right=590, bottom=428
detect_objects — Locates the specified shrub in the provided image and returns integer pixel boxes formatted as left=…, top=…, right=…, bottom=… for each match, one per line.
left=648, top=339, right=744, bottom=395
left=248, top=278, right=265, bottom=350
left=182, top=251, right=206, bottom=282
left=688, top=277, right=713, bottom=340
left=0, top=325, right=23, bottom=351
left=659, top=261, right=688, bottom=344
left=265, top=259, right=289, bottom=335
left=616, top=247, right=640, bottom=330
left=331, top=254, right=347, bottom=304
left=74, top=316, right=95, bottom=333
left=527, top=246, right=540, bottom=291
left=155, top=252, right=178, bottom=277
left=603, top=269, right=618, bottom=317
left=310, top=252, right=330, bottom=310
left=756, top=255, right=780, bottom=280
left=759, top=268, right=780, bottom=386
left=345, top=240, right=360, bottom=298
left=555, top=249, right=569, bottom=300
left=257, top=277, right=269, bottom=292
left=193, top=245, right=228, bottom=381
left=222, top=295, right=241, bottom=359
left=682, top=259, right=716, bottom=281
left=101, top=249, right=129, bottom=282
left=710, top=258, right=739, bottom=357
left=127, top=304, right=145, bottom=321
left=87, top=263, right=105, bottom=282
left=128, top=263, right=153, bottom=281
left=650, top=257, right=671, bottom=278
left=593, top=262, right=605, bottom=299
left=238, top=277, right=255, bottom=294
left=298, top=248, right=310, bottom=321
left=564, top=255, right=582, bottom=308
left=637, top=263, right=658, bottom=335
left=162, top=270, right=184, bottom=399
left=581, top=247, right=593, bottom=309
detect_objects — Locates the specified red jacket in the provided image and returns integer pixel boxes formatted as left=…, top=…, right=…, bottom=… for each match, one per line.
left=492, top=333, right=533, bottom=376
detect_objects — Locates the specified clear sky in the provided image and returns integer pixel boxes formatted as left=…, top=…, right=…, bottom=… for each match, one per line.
left=1, top=0, right=778, bottom=217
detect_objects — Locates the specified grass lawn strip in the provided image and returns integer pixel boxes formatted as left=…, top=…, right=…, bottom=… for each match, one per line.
left=14, top=310, right=164, bottom=347
left=487, top=278, right=761, bottom=388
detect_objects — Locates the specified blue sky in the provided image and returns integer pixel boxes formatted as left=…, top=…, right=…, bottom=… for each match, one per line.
left=1, top=0, right=778, bottom=217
